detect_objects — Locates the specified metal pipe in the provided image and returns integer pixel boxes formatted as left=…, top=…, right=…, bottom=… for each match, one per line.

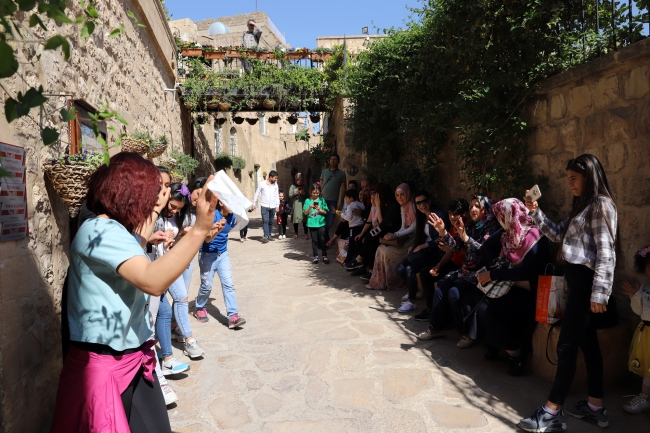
left=596, top=0, right=600, bottom=34
left=629, top=0, right=633, bottom=40
left=582, top=0, right=586, bottom=57
left=612, top=0, right=617, bottom=50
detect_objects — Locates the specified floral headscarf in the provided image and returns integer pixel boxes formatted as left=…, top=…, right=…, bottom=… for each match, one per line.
left=396, top=183, right=416, bottom=228
left=472, top=194, right=495, bottom=230
left=493, top=198, right=541, bottom=265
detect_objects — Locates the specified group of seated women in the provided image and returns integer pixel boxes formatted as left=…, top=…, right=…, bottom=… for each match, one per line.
left=339, top=181, right=552, bottom=377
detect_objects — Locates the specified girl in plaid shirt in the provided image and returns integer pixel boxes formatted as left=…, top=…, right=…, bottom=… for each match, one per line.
left=519, top=154, right=618, bottom=433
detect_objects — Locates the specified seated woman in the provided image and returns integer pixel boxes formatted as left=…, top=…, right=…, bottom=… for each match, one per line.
left=366, top=183, right=417, bottom=291
left=347, top=183, right=402, bottom=281
left=417, top=195, right=499, bottom=348
left=397, top=191, right=450, bottom=312
left=477, top=198, right=551, bottom=376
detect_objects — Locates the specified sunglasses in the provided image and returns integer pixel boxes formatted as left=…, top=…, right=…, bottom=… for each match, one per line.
left=415, top=199, right=429, bottom=206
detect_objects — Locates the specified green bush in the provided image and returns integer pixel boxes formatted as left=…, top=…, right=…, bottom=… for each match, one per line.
left=170, top=150, right=199, bottom=178
left=214, top=152, right=233, bottom=171
left=232, top=155, right=246, bottom=170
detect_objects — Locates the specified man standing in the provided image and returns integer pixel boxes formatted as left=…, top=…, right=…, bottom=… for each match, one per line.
left=319, top=154, right=347, bottom=241
left=242, top=19, right=262, bottom=72
left=251, top=170, right=279, bottom=243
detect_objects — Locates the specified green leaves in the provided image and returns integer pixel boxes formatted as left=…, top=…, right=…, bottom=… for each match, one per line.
left=28, top=13, right=46, bottom=30
left=108, top=24, right=125, bottom=38
left=60, top=107, right=77, bottom=121
left=0, top=39, right=18, bottom=78
left=43, top=35, right=70, bottom=60
left=126, top=10, right=146, bottom=28
left=41, top=127, right=59, bottom=145
left=4, top=86, right=47, bottom=122
left=80, top=20, right=95, bottom=37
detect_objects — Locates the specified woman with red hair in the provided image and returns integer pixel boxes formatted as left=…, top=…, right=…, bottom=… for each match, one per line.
left=50, top=153, right=219, bottom=433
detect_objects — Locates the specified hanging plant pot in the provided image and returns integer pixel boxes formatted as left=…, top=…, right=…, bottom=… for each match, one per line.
left=268, top=115, right=280, bottom=124
left=243, top=100, right=257, bottom=110
left=262, top=99, right=276, bottom=110
left=181, top=48, right=203, bottom=57
left=121, top=137, right=150, bottom=156
left=309, top=113, right=321, bottom=123
left=158, top=158, right=177, bottom=170
left=184, top=101, right=196, bottom=110
left=288, top=51, right=309, bottom=60
left=170, top=172, right=184, bottom=183
left=204, top=51, right=225, bottom=60
left=215, top=117, right=227, bottom=126
left=43, top=162, right=94, bottom=217
left=310, top=53, right=332, bottom=62
left=195, top=114, right=208, bottom=124
left=226, top=49, right=242, bottom=59
left=206, top=101, right=219, bottom=110
left=287, top=114, right=299, bottom=125
left=233, top=116, right=245, bottom=124
left=217, top=102, right=230, bottom=111
left=245, top=117, right=258, bottom=125
left=148, top=141, right=167, bottom=159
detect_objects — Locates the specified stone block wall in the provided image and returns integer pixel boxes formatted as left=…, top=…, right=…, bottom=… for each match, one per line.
left=0, top=1, right=182, bottom=431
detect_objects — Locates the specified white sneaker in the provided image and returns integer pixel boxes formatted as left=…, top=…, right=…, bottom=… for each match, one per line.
left=398, top=301, right=417, bottom=313
left=161, top=357, right=190, bottom=376
left=161, top=383, right=178, bottom=405
left=623, top=393, right=650, bottom=413
left=240, top=238, right=245, bottom=243
left=183, top=338, right=205, bottom=359
left=401, top=293, right=409, bottom=301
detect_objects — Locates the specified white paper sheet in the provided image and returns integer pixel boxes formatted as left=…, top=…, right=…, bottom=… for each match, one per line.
left=206, top=170, right=253, bottom=232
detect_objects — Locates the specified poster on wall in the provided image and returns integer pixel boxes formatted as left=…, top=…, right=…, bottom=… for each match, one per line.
left=0, top=142, right=27, bottom=242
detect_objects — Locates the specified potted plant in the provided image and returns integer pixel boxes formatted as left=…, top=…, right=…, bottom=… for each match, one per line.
left=311, top=47, right=333, bottom=62
left=158, top=157, right=177, bottom=170
left=248, top=169, right=254, bottom=177
left=204, top=45, right=226, bottom=60
left=121, top=131, right=152, bottom=156
left=148, top=134, right=169, bottom=158
left=309, top=112, right=321, bottom=123
left=287, top=47, right=310, bottom=60
left=170, top=150, right=200, bottom=183
left=245, top=117, right=258, bottom=125
left=214, top=152, right=233, bottom=171
left=181, top=42, right=203, bottom=57
left=268, top=115, right=280, bottom=124
left=43, top=149, right=105, bottom=217
left=233, top=115, right=244, bottom=124
left=287, top=113, right=299, bottom=125
left=295, top=129, right=310, bottom=142
left=226, top=46, right=243, bottom=59
left=262, top=170, right=267, bottom=179
left=232, top=155, right=246, bottom=170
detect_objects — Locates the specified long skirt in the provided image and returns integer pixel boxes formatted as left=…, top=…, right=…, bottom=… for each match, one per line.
left=368, top=243, right=410, bottom=290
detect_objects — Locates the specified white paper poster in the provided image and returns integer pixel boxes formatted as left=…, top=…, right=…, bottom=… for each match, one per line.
left=0, top=220, right=28, bottom=242
left=0, top=201, right=27, bottom=222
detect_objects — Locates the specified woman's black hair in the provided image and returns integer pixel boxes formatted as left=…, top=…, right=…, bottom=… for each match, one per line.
left=188, top=176, right=207, bottom=193
left=448, top=198, right=469, bottom=216
left=310, top=183, right=321, bottom=193
left=157, top=166, right=170, bottom=177
left=634, top=248, right=650, bottom=274
left=413, top=190, right=431, bottom=247
left=167, top=182, right=190, bottom=228
left=375, top=183, right=396, bottom=209
left=562, top=154, right=619, bottom=260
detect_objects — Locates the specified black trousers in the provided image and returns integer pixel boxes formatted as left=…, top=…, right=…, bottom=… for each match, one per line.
left=121, top=370, right=171, bottom=433
left=486, top=286, right=536, bottom=352
left=548, top=263, right=604, bottom=405
left=294, top=221, right=307, bottom=235
left=278, top=224, right=287, bottom=236
left=399, top=252, right=440, bottom=301
left=344, top=225, right=364, bottom=264
left=335, top=220, right=350, bottom=240
left=310, top=226, right=327, bottom=257
left=240, top=226, right=248, bottom=238
left=361, top=232, right=381, bottom=268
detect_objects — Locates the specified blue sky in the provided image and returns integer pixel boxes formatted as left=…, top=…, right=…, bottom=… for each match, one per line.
left=165, top=0, right=419, bottom=48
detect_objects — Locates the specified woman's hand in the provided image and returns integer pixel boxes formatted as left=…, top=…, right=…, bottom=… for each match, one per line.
left=591, top=302, right=607, bottom=313
left=524, top=190, right=539, bottom=213
left=413, top=244, right=428, bottom=253
left=428, top=212, right=446, bottom=235
left=177, top=226, right=192, bottom=239
left=429, top=266, right=440, bottom=277
left=384, top=232, right=397, bottom=241
left=374, top=193, right=381, bottom=207
left=622, top=281, right=641, bottom=297
left=194, top=175, right=219, bottom=233
left=155, top=185, right=171, bottom=214
left=354, top=234, right=362, bottom=241
left=149, top=230, right=166, bottom=245
left=477, top=271, right=491, bottom=286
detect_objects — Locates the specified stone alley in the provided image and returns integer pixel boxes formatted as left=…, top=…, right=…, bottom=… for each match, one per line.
left=165, top=219, right=645, bottom=433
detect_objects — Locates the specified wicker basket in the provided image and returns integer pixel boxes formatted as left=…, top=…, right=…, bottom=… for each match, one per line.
left=170, top=173, right=184, bottom=183
left=262, top=99, right=276, bottom=110
left=43, top=162, right=93, bottom=218
left=148, top=141, right=167, bottom=159
left=158, top=158, right=177, bottom=170
left=121, top=137, right=149, bottom=156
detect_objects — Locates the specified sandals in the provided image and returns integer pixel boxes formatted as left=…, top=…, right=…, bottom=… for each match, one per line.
left=323, top=257, right=330, bottom=264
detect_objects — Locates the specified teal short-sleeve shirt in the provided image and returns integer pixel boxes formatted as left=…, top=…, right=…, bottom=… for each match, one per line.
left=68, top=218, right=152, bottom=351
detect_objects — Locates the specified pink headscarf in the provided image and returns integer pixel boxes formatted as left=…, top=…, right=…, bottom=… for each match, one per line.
left=396, top=183, right=416, bottom=228
left=492, top=198, right=541, bottom=265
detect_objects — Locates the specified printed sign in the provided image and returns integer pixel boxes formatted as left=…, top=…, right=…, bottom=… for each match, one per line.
left=0, top=183, right=26, bottom=199
left=0, top=201, right=26, bottom=222
left=0, top=220, right=28, bottom=242
left=0, top=157, right=23, bottom=171
left=1, top=165, right=25, bottom=185
left=0, top=142, right=24, bottom=162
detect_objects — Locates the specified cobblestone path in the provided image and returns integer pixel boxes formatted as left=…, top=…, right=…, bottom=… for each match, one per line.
left=167, top=218, right=643, bottom=433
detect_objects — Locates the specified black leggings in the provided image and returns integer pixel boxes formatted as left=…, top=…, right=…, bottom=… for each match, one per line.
left=294, top=221, right=307, bottom=235
left=486, top=286, right=536, bottom=351
left=309, top=226, right=327, bottom=257
left=121, top=370, right=171, bottom=432
left=547, top=263, right=604, bottom=405
left=240, top=226, right=248, bottom=238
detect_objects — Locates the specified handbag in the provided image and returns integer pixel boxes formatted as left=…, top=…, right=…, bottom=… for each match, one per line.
left=476, top=258, right=514, bottom=299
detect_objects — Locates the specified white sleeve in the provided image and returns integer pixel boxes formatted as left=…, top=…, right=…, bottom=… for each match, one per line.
left=253, top=184, right=262, bottom=205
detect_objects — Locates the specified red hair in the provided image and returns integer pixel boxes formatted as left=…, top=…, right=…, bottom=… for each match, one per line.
left=86, top=152, right=160, bottom=232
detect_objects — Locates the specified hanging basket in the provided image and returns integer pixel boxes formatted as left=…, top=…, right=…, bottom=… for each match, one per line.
left=170, top=173, right=184, bottom=183
left=215, top=117, right=227, bottom=126
left=268, top=115, right=280, bottom=124
left=148, top=141, right=167, bottom=159
left=121, top=137, right=150, bottom=156
left=206, top=101, right=219, bottom=110
left=218, top=102, right=231, bottom=111
left=245, top=118, right=258, bottom=125
left=43, top=162, right=93, bottom=218
left=309, top=113, right=321, bottom=123
left=262, top=99, right=276, bottom=110
left=233, top=116, right=245, bottom=124
left=158, top=158, right=177, bottom=170
left=287, top=115, right=299, bottom=125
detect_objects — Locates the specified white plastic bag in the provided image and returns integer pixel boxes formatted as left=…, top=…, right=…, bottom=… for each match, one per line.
left=206, top=170, right=253, bottom=232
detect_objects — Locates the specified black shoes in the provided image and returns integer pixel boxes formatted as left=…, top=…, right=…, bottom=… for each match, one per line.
left=414, top=308, right=431, bottom=322
left=508, top=351, right=529, bottom=376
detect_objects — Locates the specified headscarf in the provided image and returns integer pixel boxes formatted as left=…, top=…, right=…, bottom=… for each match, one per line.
left=396, top=183, right=416, bottom=228
left=492, top=198, right=541, bottom=265
left=294, top=173, right=303, bottom=185
left=472, top=194, right=495, bottom=230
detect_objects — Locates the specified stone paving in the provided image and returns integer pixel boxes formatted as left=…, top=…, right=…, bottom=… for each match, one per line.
left=166, top=218, right=647, bottom=433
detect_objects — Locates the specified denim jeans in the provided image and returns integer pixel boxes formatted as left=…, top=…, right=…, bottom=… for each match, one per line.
left=196, top=251, right=238, bottom=318
left=324, top=199, right=338, bottom=240
left=429, top=278, right=477, bottom=334
left=156, top=261, right=194, bottom=357
left=261, top=206, right=276, bottom=238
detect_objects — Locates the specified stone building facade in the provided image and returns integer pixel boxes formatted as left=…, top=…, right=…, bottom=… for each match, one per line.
left=0, top=1, right=182, bottom=431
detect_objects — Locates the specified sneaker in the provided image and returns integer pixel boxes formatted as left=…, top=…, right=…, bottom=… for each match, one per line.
left=518, top=407, right=567, bottom=432
left=416, top=329, right=445, bottom=340
left=344, top=260, right=364, bottom=270
left=161, top=358, right=190, bottom=376
left=313, top=256, right=319, bottom=264
left=261, top=237, right=269, bottom=244
left=414, top=308, right=431, bottom=322
left=359, top=272, right=372, bottom=282
left=323, top=257, right=330, bottom=264
left=564, top=400, right=609, bottom=428
left=623, top=393, right=650, bottom=413
left=244, top=237, right=249, bottom=241
left=398, top=301, right=418, bottom=312
left=183, top=338, right=205, bottom=359
left=456, top=336, right=475, bottom=349
left=173, top=326, right=184, bottom=342
left=194, top=308, right=209, bottom=323
left=229, top=314, right=246, bottom=329
left=268, top=236, right=275, bottom=241
left=161, top=383, right=179, bottom=406
left=401, top=293, right=410, bottom=301
left=508, top=351, right=529, bottom=376
left=350, top=268, right=366, bottom=276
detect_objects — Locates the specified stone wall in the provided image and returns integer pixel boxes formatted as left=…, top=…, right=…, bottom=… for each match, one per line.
left=0, top=1, right=182, bottom=431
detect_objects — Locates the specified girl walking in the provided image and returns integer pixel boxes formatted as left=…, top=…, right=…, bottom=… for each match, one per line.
left=519, top=154, right=617, bottom=432
left=621, top=245, right=650, bottom=413
left=304, top=184, right=329, bottom=264
left=290, top=173, right=308, bottom=239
